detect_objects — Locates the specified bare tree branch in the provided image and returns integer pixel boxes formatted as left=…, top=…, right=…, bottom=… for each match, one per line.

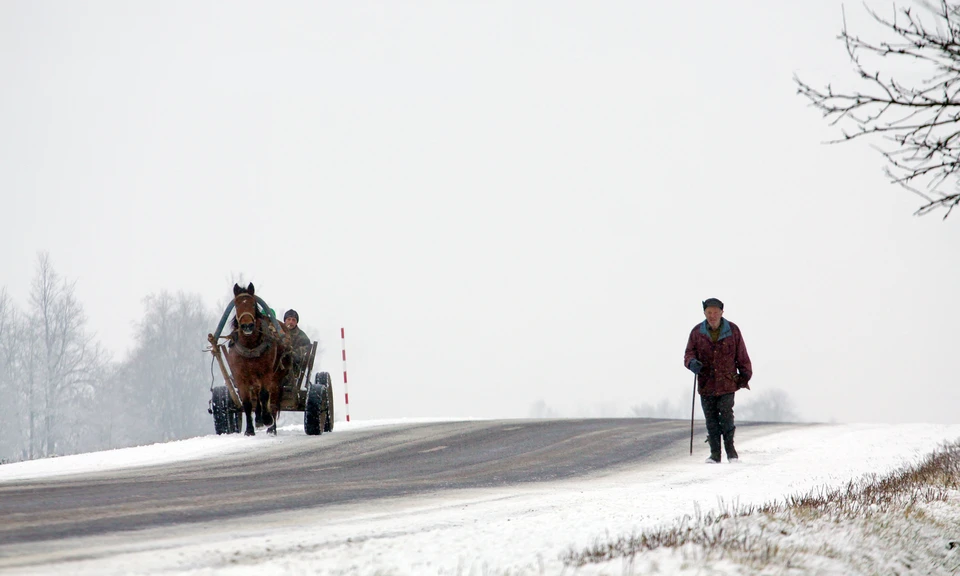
left=797, top=0, right=960, bottom=219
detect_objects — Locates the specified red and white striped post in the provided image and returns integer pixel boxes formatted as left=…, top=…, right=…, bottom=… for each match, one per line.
left=341, top=327, right=350, bottom=422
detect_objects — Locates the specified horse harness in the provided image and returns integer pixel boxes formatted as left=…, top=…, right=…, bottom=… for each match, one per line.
left=228, top=318, right=281, bottom=359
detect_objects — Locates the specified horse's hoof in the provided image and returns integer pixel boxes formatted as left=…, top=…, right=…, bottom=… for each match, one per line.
left=245, top=430, right=255, bottom=437
left=266, top=424, right=277, bottom=435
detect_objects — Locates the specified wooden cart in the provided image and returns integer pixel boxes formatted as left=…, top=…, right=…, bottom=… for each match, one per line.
left=206, top=302, right=334, bottom=436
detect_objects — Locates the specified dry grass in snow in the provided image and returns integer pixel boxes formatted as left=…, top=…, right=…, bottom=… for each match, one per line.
left=564, top=441, right=960, bottom=575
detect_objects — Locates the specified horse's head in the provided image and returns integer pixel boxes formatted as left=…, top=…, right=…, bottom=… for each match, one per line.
left=233, top=283, right=260, bottom=336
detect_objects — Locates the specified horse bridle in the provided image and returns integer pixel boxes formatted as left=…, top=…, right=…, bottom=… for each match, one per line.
left=232, top=294, right=279, bottom=359
left=235, top=295, right=258, bottom=328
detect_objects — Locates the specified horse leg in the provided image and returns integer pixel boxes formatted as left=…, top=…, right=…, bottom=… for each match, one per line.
left=261, top=383, right=276, bottom=433
left=264, top=381, right=280, bottom=436
left=242, top=397, right=256, bottom=436
left=250, top=383, right=264, bottom=428
left=255, top=388, right=269, bottom=428
left=254, top=401, right=264, bottom=428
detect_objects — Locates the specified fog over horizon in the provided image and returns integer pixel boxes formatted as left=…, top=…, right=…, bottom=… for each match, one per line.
left=2, top=0, right=958, bottom=433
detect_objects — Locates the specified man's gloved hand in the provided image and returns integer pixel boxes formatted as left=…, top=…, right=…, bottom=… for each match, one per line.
left=688, top=359, right=703, bottom=375
left=736, top=373, right=751, bottom=390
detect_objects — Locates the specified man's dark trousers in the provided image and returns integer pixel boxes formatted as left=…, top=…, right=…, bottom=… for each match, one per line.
left=701, top=392, right=736, bottom=458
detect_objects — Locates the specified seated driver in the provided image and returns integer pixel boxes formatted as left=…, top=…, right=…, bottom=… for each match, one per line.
left=283, top=309, right=311, bottom=355
left=281, top=308, right=313, bottom=381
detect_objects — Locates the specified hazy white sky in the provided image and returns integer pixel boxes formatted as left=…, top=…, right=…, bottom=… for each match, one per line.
left=2, top=1, right=957, bottom=424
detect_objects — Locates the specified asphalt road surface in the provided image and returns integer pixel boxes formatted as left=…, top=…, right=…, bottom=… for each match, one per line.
left=0, top=419, right=793, bottom=552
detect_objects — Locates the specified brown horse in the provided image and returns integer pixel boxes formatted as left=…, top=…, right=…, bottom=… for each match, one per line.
left=225, top=283, right=284, bottom=435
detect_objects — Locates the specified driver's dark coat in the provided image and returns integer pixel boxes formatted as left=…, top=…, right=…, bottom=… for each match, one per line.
left=285, top=326, right=311, bottom=356
left=683, top=319, right=752, bottom=397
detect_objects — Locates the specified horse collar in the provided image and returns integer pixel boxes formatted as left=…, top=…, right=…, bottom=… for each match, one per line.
left=233, top=338, right=273, bottom=359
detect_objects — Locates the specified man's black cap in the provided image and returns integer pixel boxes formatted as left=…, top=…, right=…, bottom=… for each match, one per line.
left=283, top=309, right=299, bottom=322
left=702, top=298, right=724, bottom=310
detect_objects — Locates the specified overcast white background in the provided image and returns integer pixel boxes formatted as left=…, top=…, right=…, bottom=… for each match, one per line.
left=2, top=1, right=957, bottom=424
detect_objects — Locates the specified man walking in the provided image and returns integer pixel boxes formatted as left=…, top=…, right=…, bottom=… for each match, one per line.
left=684, top=298, right=752, bottom=463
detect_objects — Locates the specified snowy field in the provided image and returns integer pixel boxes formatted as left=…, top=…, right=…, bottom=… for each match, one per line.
left=1, top=419, right=959, bottom=575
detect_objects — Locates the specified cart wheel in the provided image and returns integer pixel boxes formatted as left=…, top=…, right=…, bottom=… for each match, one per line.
left=321, top=373, right=334, bottom=432
left=212, top=386, right=240, bottom=435
left=304, top=373, right=329, bottom=436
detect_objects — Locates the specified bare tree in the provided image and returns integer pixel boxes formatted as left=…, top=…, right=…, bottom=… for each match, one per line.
left=26, top=252, right=106, bottom=457
left=796, top=0, right=960, bottom=219
left=119, top=291, right=215, bottom=443
left=528, top=400, right=560, bottom=418
left=95, top=361, right=136, bottom=447
left=631, top=396, right=685, bottom=419
left=738, top=389, right=800, bottom=423
left=0, top=289, right=22, bottom=462
left=5, top=305, right=43, bottom=461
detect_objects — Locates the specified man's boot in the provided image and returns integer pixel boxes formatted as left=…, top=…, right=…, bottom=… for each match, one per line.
left=705, top=435, right=722, bottom=464
left=723, top=428, right=739, bottom=463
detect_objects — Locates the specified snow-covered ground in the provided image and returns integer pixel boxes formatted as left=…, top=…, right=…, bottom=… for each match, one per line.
left=2, top=419, right=959, bottom=575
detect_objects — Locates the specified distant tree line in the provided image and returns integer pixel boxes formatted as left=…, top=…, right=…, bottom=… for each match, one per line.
left=0, top=252, right=217, bottom=464
left=630, top=388, right=800, bottom=423
left=528, top=389, right=800, bottom=422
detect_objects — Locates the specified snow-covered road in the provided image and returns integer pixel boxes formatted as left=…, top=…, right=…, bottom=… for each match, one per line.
left=1, top=419, right=958, bottom=575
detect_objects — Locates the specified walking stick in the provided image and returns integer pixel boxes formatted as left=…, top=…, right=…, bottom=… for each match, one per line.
left=690, top=373, right=697, bottom=455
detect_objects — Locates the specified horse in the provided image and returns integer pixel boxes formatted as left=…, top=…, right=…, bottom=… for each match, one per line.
left=224, top=283, right=285, bottom=435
